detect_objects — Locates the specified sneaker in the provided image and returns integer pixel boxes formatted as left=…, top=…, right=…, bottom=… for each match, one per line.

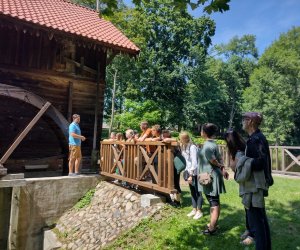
left=187, top=210, right=197, bottom=217
left=68, top=173, right=76, bottom=176
left=193, top=211, right=203, bottom=220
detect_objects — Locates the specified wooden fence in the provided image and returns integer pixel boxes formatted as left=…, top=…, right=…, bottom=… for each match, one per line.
left=100, top=142, right=300, bottom=194
left=270, top=146, right=300, bottom=176
left=100, top=141, right=177, bottom=194
left=100, top=141, right=228, bottom=195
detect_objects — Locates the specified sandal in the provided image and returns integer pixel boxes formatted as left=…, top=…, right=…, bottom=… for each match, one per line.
left=206, top=224, right=219, bottom=230
left=240, top=236, right=254, bottom=245
left=203, top=227, right=218, bottom=235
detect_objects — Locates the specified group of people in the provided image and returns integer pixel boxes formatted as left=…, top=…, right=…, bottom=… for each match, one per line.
left=68, top=112, right=273, bottom=249
left=173, top=112, right=272, bottom=249
left=175, top=124, right=228, bottom=237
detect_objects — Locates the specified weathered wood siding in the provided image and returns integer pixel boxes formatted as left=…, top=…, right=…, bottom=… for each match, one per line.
left=0, top=18, right=106, bottom=171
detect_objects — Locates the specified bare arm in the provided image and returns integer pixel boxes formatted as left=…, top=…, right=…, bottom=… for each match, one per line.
left=71, top=132, right=86, bottom=141
left=138, top=134, right=148, bottom=141
left=209, top=159, right=229, bottom=180
left=163, top=138, right=177, bottom=143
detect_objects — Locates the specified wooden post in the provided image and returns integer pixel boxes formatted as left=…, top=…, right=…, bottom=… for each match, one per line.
left=0, top=102, right=51, bottom=166
left=92, top=62, right=100, bottom=150
left=67, top=81, right=73, bottom=123
left=7, top=187, right=20, bottom=250
left=281, top=147, right=285, bottom=171
left=109, top=69, right=117, bottom=135
left=80, top=57, right=84, bottom=74
left=167, top=146, right=174, bottom=190
left=158, top=146, right=162, bottom=187
left=275, top=147, right=279, bottom=171
left=269, top=148, right=273, bottom=170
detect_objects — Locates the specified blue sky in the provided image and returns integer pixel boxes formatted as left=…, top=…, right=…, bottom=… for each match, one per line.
left=190, top=0, right=300, bottom=55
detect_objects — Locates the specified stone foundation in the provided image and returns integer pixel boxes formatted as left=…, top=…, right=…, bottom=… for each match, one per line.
left=53, top=182, right=165, bottom=249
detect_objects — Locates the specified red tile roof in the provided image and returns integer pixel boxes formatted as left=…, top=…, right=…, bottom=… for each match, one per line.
left=0, top=0, right=140, bottom=54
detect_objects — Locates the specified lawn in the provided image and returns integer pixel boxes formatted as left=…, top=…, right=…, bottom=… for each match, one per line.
left=104, top=176, right=300, bottom=250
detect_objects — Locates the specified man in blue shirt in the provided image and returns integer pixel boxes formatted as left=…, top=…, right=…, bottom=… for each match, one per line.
left=69, top=114, right=86, bottom=176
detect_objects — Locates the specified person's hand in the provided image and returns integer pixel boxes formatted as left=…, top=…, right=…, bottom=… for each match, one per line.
left=187, top=176, right=193, bottom=184
left=222, top=169, right=229, bottom=180
left=81, top=136, right=86, bottom=141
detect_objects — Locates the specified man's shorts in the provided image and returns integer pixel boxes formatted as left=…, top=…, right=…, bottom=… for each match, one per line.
left=69, top=145, right=82, bottom=160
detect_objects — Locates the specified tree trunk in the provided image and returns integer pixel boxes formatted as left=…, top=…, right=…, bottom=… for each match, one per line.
left=228, top=95, right=236, bottom=129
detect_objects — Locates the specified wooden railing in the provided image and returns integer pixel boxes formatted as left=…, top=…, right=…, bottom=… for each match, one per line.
left=270, top=146, right=300, bottom=176
left=100, top=141, right=229, bottom=194
left=100, top=142, right=300, bottom=194
left=100, top=141, right=176, bottom=194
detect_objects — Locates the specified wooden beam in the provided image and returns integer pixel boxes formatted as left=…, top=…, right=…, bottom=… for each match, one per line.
left=64, top=57, right=97, bottom=75
left=67, top=81, right=73, bottom=122
left=0, top=83, right=69, bottom=139
left=0, top=102, right=51, bottom=165
left=92, top=62, right=100, bottom=150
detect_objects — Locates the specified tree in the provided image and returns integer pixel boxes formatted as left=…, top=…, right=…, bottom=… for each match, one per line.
left=105, top=0, right=216, bottom=130
left=243, top=27, right=300, bottom=144
left=184, top=48, right=227, bottom=131
left=114, top=99, right=162, bottom=131
left=187, top=35, right=258, bottom=131
left=72, top=0, right=230, bottom=16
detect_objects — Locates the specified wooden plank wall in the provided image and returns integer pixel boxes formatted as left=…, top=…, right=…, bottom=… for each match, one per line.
left=0, top=19, right=107, bottom=171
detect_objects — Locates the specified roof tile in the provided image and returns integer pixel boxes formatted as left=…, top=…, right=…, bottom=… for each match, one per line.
left=0, top=0, right=139, bottom=54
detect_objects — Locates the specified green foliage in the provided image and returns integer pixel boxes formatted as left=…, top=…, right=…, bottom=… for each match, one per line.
left=243, top=27, right=300, bottom=144
left=215, top=35, right=258, bottom=59
left=193, top=136, right=226, bottom=145
left=170, top=131, right=179, bottom=138
left=74, top=189, right=96, bottom=211
left=114, top=99, right=162, bottom=131
left=105, top=0, right=216, bottom=130
left=52, top=228, right=69, bottom=243
left=73, top=0, right=231, bottom=17
left=184, top=35, right=258, bottom=131
left=104, top=177, right=300, bottom=250
left=243, top=67, right=296, bottom=144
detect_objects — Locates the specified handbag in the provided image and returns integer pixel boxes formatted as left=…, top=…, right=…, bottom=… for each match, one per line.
left=198, top=171, right=213, bottom=185
left=174, top=154, right=186, bottom=174
left=183, top=170, right=189, bottom=181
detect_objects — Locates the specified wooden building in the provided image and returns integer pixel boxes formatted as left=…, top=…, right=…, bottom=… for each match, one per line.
left=0, top=0, right=139, bottom=175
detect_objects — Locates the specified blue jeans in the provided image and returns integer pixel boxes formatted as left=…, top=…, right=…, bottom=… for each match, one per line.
left=247, top=206, right=271, bottom=250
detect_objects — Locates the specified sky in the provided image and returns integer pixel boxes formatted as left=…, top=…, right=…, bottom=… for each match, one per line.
left=190, top=0, right=300, bottom=55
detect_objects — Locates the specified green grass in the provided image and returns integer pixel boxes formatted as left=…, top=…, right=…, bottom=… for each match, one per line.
left=74, top=188, right=96, bottom=211
left=104, top=176, right=300, bottom=250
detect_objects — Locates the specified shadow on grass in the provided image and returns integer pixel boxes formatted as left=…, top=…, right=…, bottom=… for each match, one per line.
left=164, top=190, right=300, bottom=250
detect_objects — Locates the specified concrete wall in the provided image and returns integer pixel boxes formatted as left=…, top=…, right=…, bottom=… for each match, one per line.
left=0, top=187, right=12, bottom=249
left=16, top=175, right=101, bottom=250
